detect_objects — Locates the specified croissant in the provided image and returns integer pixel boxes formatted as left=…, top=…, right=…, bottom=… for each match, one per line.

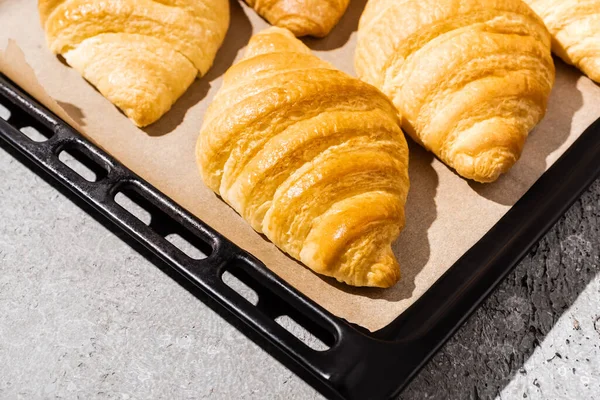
left=38, top=0, right=230, bottom=127
left=245, top=0, right=349, bottom=37
left=355, top=0, right=555, bottom=183
left=524, top=0, right=600, bottom=83
left=197, top=27, right=410, bottom=288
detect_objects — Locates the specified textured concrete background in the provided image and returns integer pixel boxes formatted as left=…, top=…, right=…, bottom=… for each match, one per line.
left=0, top=130, right=599, bottom=399
left=401, top=179, right=600, bottom=400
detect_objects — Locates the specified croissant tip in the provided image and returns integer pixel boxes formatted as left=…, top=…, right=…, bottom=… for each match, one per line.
left=301, top=244, right=401, bottom=288
left=366, top=266, right=400, bottom=288
left=363, top=249, right=401, bottom=288
left=453, top=149, right=519, bottom=183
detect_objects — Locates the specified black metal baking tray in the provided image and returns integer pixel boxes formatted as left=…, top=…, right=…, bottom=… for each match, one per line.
left=1, top=72, right=599, bottom=400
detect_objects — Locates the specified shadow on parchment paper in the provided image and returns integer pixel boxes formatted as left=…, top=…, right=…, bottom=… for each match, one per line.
left=56, top=54, right=69, bottom=67
left=56, top=100, right=85, bottom=127
left=143, top=0, right=252, bottom=137
left=469, top=60, right=585, bottom=206
left=399, top=179, right=600, bottom=400
left=316, top=140, right=439, bottom=302
left=303, top=0, right=368, bottom=51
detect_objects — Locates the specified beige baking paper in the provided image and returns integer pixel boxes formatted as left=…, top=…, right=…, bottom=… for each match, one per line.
left=0, top=40, right=82, bottom=132
left=1, top=0, right=599, bottom=331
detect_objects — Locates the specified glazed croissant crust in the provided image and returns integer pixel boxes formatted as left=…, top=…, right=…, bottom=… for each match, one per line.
left=197, top=27, right=410, bottom=288
left=356, top=0, right=555, bottom=183
left=524, top=0, right=600, bottom=83
left=245, top=0, right=349, bottom=37
left=38, top=0, right=230, bottom=127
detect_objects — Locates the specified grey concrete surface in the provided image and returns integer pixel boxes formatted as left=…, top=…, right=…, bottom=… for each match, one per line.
left=0, top=134, right=598, bottom=400
left=400, top=179, right=600, bottom=400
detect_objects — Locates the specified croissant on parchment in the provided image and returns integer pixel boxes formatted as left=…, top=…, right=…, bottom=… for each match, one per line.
left=197, top=27, right=410, bottom=288
left=245, top=0, right=349, bottom=37
left=38, top=0, right=230, bottom=127
left=524, top=0, right=600, bottom=83
left=356, top=0, right=556, bottom=183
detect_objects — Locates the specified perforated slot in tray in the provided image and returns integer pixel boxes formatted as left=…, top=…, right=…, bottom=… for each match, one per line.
left=221, top=260, right=336, bottom=352
left=0, top=103, right=10, bottom=121
left=57, top=146, right=108, bottom=182
left=112, top=184, right=213, bottom=260
left=0, top=100, right=53, bottom=142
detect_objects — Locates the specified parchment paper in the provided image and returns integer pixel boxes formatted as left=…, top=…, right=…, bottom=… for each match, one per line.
left=1, top=0, right=599, bottom=331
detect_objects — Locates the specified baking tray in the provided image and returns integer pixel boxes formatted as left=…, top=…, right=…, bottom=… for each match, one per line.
left=1, top=72, right=599, bottom=400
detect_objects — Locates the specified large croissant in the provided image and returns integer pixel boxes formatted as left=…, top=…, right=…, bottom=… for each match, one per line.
left=197, top=27, right=410, bottom=288
left=245, top=0, right=349, bottom=37
left=524, top=0, right=600, bottom=83
left=356, top=0, right=555, bottom=183
left=38, top=0, right=230, bottom=127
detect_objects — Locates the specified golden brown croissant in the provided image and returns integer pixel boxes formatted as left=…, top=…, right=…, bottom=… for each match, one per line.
left=197, top=27, right=410, bottom=288
left=355, top=0, right=555, bottom=183
left=38, top=0, right=230, bottom=127
left=524, top=0, right=600, bottom=83
left=245, top=0, right=349, bottom=37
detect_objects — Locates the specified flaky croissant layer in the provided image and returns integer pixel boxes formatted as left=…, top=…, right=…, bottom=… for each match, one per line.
left=197, top=27, right=410, bottom=288
left=356, top=0, right=555, bottom=183
left=39, top=0, right=230, bottom=126
left=524, top=0, right=600, bottom=83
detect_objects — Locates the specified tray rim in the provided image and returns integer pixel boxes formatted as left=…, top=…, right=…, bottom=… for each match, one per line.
left=0, top=73, right=599, bottom=400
